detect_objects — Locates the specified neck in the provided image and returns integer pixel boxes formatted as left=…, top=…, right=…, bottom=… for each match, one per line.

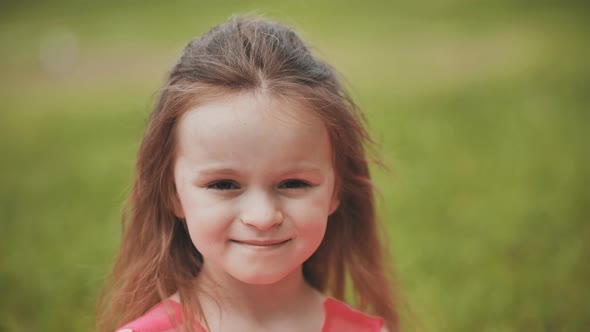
left=195, top=264, right=324, bottom=326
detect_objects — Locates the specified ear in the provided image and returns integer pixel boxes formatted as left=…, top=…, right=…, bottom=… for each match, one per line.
left=172, top=192, right=185, bottom=219
left=328, top=194, right=340, bottom=216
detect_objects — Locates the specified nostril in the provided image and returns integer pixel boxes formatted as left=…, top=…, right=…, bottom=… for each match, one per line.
left=239, top=210, right=284, bottom=230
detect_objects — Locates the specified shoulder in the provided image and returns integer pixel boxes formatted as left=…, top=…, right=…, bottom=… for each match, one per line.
left=323, top=297, right=385, bottom=332
left=116, top=300, right=183, bottom=332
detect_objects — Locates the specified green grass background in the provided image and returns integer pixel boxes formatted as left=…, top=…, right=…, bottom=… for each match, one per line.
left=1, top=1, right=589, bottom=331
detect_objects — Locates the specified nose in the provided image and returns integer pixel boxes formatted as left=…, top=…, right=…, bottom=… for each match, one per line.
left=239, top=191, right=283, bottom=231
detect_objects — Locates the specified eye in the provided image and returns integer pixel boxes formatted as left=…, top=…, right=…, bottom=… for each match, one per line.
left=207, top=180, right=240, bottom=190
left=279, top=179, right=311, bottom=189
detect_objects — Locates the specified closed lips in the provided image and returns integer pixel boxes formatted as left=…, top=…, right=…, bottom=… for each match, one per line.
left=232, top=239, right=291, bottom=246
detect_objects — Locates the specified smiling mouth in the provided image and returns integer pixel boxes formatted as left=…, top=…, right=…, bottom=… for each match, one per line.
left=231, top=239, right=291, bottom=247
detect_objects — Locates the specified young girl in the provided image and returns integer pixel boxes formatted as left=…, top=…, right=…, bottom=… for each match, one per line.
left=97, top=15, right=400, bottom=332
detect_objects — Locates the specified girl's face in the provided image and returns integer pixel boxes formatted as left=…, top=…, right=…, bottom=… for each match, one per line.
left=173, top=93, right=339, bottom=285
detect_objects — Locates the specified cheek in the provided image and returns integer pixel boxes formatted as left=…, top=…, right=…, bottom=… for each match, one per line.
left=183, top=207, right=231, bottom=256
left=176, top=179, right=228, bottom=220
left=283, top=188, right=334, bottom=228
left=176, top=188, right=234, bottom=247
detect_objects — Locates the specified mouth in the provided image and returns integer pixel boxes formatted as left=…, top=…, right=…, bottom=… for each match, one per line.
left=231, top=239, right=291, bottom=247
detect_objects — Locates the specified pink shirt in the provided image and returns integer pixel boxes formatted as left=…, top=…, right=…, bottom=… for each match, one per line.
left=118, top=297, right=384, bottom=332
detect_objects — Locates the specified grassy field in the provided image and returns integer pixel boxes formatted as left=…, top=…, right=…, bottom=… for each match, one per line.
left=1, top=1, right=589, bottom=331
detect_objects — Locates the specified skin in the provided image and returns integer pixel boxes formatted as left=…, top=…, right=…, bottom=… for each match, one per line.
left=172, top=92, right=340, bottom=331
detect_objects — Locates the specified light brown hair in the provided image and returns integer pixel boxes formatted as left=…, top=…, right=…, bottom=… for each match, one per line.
left=97, top=15, right=400, bottom=332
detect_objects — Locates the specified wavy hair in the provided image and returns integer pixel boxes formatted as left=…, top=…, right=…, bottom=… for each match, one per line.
left=97, top=15, right=400, bottom=332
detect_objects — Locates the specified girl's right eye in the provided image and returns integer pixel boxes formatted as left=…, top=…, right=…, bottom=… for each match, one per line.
left=206, top=181, right=240, bottom=190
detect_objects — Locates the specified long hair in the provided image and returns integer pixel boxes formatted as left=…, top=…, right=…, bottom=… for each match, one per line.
left=97, top=15, right=400, bottom=331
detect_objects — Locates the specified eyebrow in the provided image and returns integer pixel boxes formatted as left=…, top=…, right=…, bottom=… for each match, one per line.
left=195, top=166, right=322, bottom=176
left=196, top=168, right=241, bottom=176
left=283, top=167, right=323, bottom=175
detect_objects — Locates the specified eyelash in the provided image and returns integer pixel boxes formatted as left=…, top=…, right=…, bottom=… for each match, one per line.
left=206, top=180, right=311, bottom=190
left=280, top=179, right=311, bottom=189
left=206, top=180, right=239, bottom=190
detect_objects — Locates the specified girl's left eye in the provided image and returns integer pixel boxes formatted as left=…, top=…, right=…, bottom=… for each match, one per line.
left=279, top=179, right=311, bottom=189
left=206, top=180, right=240, bottom=190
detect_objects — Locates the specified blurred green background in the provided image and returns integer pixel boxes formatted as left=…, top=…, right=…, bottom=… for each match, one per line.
left=1, top=1, right=589, bottom=331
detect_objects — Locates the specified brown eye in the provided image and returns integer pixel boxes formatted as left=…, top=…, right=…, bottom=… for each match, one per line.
left=207, top=181, right=239, bottom=190
left=279, top=180, right=311, bottom=189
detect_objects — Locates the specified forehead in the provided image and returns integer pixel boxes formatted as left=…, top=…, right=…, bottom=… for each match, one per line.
left=175, top=93, right=332, bottom=170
